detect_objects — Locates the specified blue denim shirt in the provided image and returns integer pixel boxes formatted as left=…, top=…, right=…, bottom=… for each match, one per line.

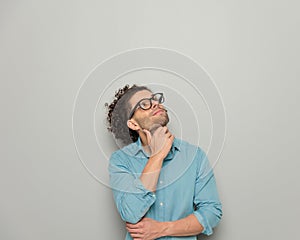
left=108, top=138, right=222, bottom=239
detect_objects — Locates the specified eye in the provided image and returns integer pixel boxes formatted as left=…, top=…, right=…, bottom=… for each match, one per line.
left=153, top=95, right=160, bottom=101
left=153, top=93, right=164, bottom=103
left=140, top=100, right=151, bottom=109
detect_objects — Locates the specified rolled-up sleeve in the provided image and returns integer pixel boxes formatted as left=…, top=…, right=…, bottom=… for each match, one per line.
left=193, top=149, right=223, bottom=235
left=108, top=152, right=156, bottom=224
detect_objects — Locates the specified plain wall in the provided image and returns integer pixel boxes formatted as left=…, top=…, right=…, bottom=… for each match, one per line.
left=1, top=1, right=299, bottom=239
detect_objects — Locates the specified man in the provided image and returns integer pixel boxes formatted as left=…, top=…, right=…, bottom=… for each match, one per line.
left=106, top=84, right=222, bottom=240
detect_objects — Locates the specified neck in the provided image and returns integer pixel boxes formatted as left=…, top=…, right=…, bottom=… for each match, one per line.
left=138, top=130, right=151, bottom=154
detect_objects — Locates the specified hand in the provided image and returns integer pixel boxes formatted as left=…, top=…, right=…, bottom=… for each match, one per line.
left=143, top=125, right=174, bottom=158
left=126, top=218, right=165, bottom=240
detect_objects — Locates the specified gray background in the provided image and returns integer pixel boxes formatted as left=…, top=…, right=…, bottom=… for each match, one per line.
left=1, top=0, right=299, bottom=239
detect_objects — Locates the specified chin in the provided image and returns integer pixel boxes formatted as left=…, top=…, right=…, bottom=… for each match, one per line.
left=158, top=116, right=169, bottom=127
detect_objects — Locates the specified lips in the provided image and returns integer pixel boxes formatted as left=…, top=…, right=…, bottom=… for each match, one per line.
left=152, top=109, right=165, bottom=116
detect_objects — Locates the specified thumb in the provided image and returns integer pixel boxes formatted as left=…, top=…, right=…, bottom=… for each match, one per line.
left=142, top=129, right=152, bottom=144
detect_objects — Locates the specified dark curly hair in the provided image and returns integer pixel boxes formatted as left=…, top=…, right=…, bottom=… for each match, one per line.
left=105, top=84, right=151, bottom=146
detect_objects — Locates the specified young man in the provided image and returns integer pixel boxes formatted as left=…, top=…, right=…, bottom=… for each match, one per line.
left=106, top=84, right=222, bottom=240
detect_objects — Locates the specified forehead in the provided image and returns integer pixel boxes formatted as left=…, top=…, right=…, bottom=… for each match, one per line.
left=129, top=90, right=153, bottom=107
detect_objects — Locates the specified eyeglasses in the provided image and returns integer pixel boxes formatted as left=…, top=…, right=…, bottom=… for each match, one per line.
left=128, top=93, right=165, bottom=119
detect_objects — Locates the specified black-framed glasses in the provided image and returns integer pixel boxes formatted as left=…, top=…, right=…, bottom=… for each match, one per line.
left=128, top=93, right=165, bottom=119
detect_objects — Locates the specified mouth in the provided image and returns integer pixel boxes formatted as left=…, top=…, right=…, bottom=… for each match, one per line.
left=152, top=109, right=165, bottom=116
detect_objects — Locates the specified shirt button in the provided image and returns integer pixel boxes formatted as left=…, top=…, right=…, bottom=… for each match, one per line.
left=159, top=180, right=163, bottom=184
left=159, top=202, right=163, bottom=206
left=152, top=193, right=156, bottom=197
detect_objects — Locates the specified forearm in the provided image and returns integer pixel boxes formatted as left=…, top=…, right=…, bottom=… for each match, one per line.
left=139, top=127, right=174, bottom=192
left=160, top=214, right=204, bottom=237
left=140, top=154, right=164, bottom=192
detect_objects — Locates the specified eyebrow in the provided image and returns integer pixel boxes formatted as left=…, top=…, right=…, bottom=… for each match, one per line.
left=130, top=93, right=153, bottom=111
left=134, top=93, right=154, bottom=102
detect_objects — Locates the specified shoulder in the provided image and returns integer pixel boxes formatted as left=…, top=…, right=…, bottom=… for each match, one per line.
left=109, top=141, right=137, bottom=164
left=175, top=138, right=209, bottom=168
left=175, top=138, right=205, bottom=156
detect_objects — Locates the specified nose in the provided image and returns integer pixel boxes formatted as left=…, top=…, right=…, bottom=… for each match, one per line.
left=151, top=100, right=165, bottom=111
left=151, top=99, right=159, bottom=109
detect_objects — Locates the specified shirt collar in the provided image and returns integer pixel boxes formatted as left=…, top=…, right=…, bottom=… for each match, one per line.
left=123, top=137, right=181, bottom=159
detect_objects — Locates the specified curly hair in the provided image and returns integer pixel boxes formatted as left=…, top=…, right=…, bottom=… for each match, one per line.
left=105, top=84, right=151, bottom=146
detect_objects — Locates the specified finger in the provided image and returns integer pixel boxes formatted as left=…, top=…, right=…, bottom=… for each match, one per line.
left=130, top=233, right=143, bottom=238
left=169, top=134, right=175, bottom=141
left=149, top=124, right=162, bottom=134
left=165, top=131, right=172, bottom=138
left=126, top=222, right=141, bottom=228
left=129, top=232, right=142, bottom=240
left=126, top=225, right=139, bottom=230
left=165, top=135, right=174, bottom=145
left=152, top=126, right=163, bottom=135
left=126, top=223, right=140, bottom=229
left=142, top=129, right=152, bottom=143
left=126, top=227, right=140, bottom=233
left=163, top=126, right=169, bottom=133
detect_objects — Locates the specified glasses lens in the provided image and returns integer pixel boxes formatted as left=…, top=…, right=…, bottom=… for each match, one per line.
left=133, top=93, right=165, bottom=114
left=139, top=99, right=151, bottom=110
left=153, top=93, right=164, bottom=103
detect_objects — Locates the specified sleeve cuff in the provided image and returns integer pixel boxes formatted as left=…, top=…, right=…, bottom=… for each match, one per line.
left=117, top=178, right=156, bottom=223
left=193, top=211, right=212, bottom=236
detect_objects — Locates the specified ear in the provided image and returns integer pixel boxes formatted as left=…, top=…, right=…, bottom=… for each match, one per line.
left=127, top=119, right=141, bottom=131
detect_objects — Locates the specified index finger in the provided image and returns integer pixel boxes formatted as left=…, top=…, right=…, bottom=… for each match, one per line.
left=126, top=222, right=140, bottom=229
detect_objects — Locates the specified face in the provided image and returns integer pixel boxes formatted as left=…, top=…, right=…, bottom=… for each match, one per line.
left=127, top=90, right=169, bottom=131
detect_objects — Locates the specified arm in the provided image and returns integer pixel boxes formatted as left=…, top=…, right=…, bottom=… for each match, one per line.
left=163, top=214, right=204, bottom=236
left=139, top=126, right=174, bottom=192
left=109, top=127, right=174, bottom=224
left=126, top=215, right=203, bottom=239
left=162, top=170, right=222, bottom=237
left=192, top=149, right=223, bottom=235
left=109, top=152, right=157, bottom=224
left=126, top=148, right=222, bottom=239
